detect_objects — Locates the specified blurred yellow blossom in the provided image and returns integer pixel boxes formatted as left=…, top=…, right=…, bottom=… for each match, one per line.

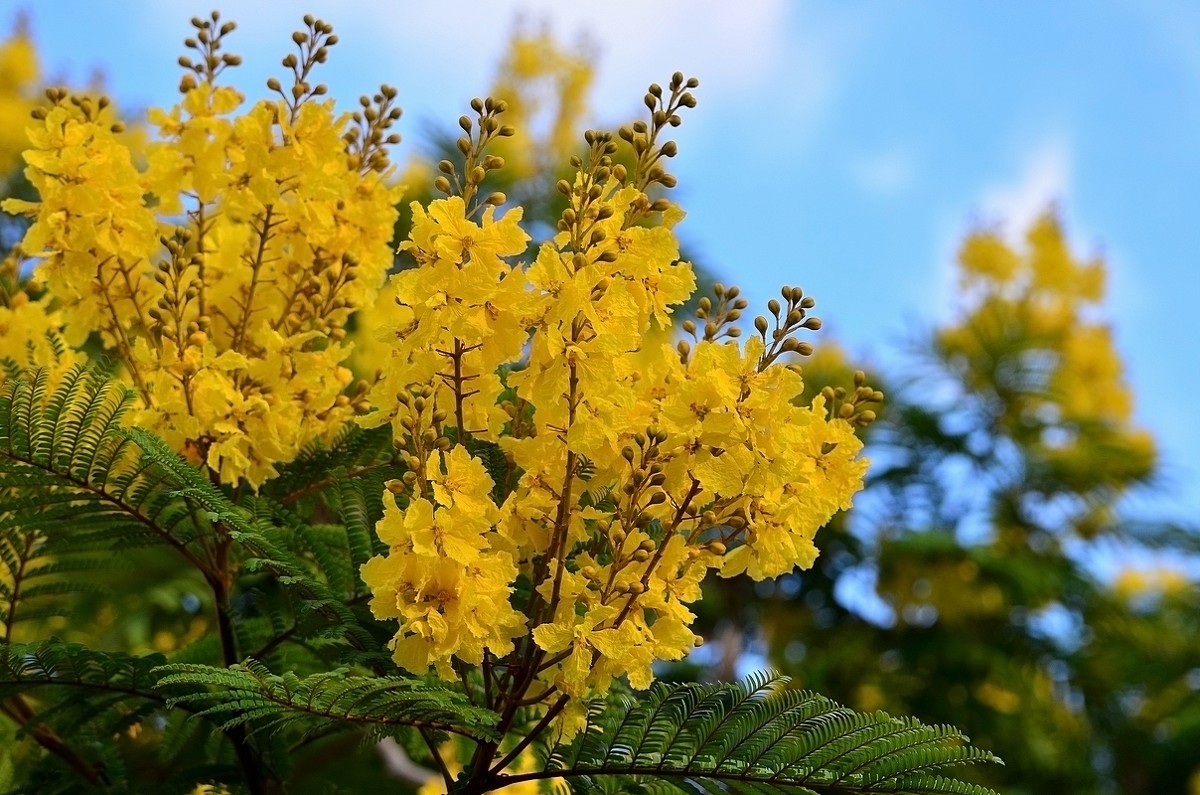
left=1112, top=565, right=1192, bottom=602
left=939, top=210, right=1154, bottom=499
left=0, top=17, right=39, bottom=182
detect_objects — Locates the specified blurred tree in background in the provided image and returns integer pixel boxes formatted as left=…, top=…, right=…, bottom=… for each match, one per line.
left=695, top=212, right=1200, bottom=795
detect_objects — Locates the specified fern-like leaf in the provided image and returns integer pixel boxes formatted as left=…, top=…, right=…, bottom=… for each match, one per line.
left=154, top=659, right=499, bottom=741
left=336, top=475, right=379, bottom=589
left=0, top=639, right=173, bottom=739
left=120, top=428, right=379, bottom=654
left=517, top=674, right=1001, bottom=795
left=263, top=424, right=400, bottom=506
left=0, top=366, right=214, bottom=635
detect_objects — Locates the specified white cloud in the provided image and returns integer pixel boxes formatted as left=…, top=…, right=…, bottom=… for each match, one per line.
left=977, top=139, right=1071, bottom=239
left=390, top=0, right=789, bottom=102
left=930, top=138, right=1072, bottom=315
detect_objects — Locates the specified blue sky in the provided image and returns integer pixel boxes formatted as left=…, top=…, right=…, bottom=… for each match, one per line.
left=14, top=0, right=1200, bottom=524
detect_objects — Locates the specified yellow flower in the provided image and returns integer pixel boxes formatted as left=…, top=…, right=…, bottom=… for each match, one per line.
left=958, top=229, right=1019, bottom=286
left=427, top=445, right=499, bottom=517
left=943, top=210, right=1153, bottom=492
left=532, top=605, right=633, bottom=696
left=423, top=197, right=529, bottom=264
left=486, top=26, right=594, bottom=183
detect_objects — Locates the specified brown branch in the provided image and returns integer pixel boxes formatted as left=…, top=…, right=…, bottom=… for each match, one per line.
left=614, top=478, right=702, bottom=629
left=209, top=541, right=271, bottom=795
left=420, top=727, right=455, bottom=792
left=95, top=260, right=153, bottom=406
left=490, top=693, right=569, bottom=777
left=278, top=458, right=401, bottom=505
left=231, top=205, right=276, bottom=353
left=0, top=695, right=109, bottom=786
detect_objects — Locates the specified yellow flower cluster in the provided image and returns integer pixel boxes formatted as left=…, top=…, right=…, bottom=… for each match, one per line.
left=0, top=19, right=86, bottom=377
left=361, top=78, right=871, bottom=706
left=361, top=445, right=527, bottom=677
left=0, top=282, right=70, bottom=369
left=1112, top=565, right=1192, bottom=602
left=946, top=212, right=1139, bottom=426
left=3, top=15, right=401, bottom=486
left=348, top=28, right=595, bottom=377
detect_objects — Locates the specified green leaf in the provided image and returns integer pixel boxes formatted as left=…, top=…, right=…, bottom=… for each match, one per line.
left=154, top=659, right=500, bottom=741
left=519, top=674, right=1001, bottom=795
left=263, top=424, right=401, bottom=506
left=0, top=639, right=172, bottom=735
left=0, top=366, right=212, bottom=635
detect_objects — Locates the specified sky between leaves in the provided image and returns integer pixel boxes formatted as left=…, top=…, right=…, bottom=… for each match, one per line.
left=14, top=0, right=1200, bottom=527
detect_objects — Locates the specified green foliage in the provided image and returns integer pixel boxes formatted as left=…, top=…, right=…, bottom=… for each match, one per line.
left=0, top=639, right=169, bottom=732
left=121, top=424, right=382, bottom=656
left=261, top=424, right=402, bottom=509
left=0, top=639, right=172, bottom=790
left=531, top=674, right=1000, bottom=795
left=0, top=365, right=212, bottom=641
left=0, top=362, right=1003, bottom=793
left=156, top=658, right=499, bottom=741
